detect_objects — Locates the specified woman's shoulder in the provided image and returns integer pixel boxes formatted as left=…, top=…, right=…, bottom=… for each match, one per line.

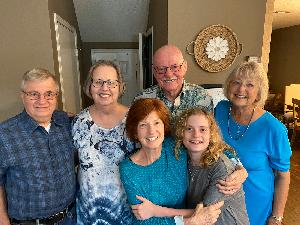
left=163, top=136, right=187, bottom=161
left=74, top=107, right=90, bottom=120
left=72, top=107, right=91, bottom=127
left=215, top=99, right=230, bottom=109
left=119, top=156, right=134, bottom=172
left=258, top=111, right=288, bottom=132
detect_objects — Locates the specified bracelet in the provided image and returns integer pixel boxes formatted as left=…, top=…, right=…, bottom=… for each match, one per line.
left=271, top=215, right=283, bottom=223
left=174, top=215, right=184, bottom=225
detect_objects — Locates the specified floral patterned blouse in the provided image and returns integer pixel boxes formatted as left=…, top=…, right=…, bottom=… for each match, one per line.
left=72, top=108, right=135, bottom=225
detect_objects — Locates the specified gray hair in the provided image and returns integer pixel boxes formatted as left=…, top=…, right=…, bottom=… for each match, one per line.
left=21, top=68, right=59, bottom=91
left=223, top=61, right=269, bottom=107
left=84, top=60, right=125, bottom=98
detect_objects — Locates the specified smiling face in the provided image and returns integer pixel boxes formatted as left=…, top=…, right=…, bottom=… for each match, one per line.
left=90, top=65, right=120, bottom=106
left=153, top=45, right=187, bottom=100
left=228, top=78, right=259, bottom=108
left=137, top=111, right=165, bottom=152
left=183, top=114, right=210, bottom=157
left=21, top=77, right=58, bottom=127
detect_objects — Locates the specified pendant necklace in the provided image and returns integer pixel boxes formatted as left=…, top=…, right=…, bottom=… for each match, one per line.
left=227, top=106, right=256, bottom=140
left=188, top=163, right=198, bottom=182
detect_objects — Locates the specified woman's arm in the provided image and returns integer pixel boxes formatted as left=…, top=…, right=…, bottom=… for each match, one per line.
left=184, top=202, right=223, bottom=225
left=132, top=195, right=194, bottom=220
left=267, top=170, right=290, bottom=225
left=133, top=195, right=224, bottom=225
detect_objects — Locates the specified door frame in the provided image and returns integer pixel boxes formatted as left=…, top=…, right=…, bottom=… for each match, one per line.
left=54, top=13, right=82, bottom=112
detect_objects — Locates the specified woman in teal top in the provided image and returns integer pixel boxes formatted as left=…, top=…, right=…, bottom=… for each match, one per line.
left=119, top=98, right=191, bottom=225
left=215, top=62, right=291, bottom=225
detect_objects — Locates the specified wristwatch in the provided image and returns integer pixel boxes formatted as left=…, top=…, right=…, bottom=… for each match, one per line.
left=271, top=215, right=283, bottom=223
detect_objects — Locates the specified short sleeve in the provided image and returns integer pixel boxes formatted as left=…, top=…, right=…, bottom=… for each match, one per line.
left=269, top=125, right=291, bottom=172
left=203, top=155, right=234, bottom=206
left=202, top=160, right=227, bottom=206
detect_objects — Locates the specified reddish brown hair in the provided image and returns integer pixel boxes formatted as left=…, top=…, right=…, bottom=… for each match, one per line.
left=126, top=98, right=170, bottom=141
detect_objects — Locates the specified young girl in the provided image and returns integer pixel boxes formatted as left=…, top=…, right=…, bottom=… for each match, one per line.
left=174, top=108, right=249, bottom=225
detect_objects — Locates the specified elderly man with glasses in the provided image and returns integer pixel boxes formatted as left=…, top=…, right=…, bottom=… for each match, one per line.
left=0, top=68, right=76, bottom=225
left=135, top=44, right=213, bottom=126
left=134, top=44, right=248, bottom=225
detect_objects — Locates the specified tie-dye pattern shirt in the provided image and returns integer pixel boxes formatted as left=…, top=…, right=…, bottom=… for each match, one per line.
left=72, top=108, right=135, bottom=225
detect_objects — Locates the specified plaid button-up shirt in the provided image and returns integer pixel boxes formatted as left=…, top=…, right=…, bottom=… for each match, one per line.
left=0, top=110, right=76, bottom=220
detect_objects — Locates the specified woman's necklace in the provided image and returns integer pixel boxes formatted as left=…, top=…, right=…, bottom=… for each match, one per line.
left=227, top=106, right=256, bottom=141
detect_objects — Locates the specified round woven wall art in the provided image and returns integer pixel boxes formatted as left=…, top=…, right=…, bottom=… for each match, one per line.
left=186, top=24, right=242, bottom=73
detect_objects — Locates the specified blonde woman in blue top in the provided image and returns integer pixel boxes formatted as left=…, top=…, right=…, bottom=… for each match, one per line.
left=215, top=62, right=291, bottom=225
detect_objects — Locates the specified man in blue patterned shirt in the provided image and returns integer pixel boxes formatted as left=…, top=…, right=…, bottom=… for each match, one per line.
left=134, top=44, right=213, bottom=126
left=0, top=69, right=76, bottom=225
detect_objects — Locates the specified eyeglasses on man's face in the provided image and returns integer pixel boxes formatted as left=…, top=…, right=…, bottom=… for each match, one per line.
left=91, top=79, right=120, bottom=89
left=22, top=91, right=58, bottom=100
left=153, top=61, right=185, bottom=75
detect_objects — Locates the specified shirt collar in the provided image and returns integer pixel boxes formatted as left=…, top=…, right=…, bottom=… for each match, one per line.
left=157, top=79, right=186, bottom=103
left=20, top=110, right=62, bottom=133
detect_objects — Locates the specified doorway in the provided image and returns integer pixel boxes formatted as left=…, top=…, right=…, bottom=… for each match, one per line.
left=139, top=27, right=154, bottom=89
left=54, top=13, right=82, bottom=113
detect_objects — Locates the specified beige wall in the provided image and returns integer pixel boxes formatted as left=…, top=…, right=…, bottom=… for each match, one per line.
left=269, top=25, right=300, bottom=95
left=168, top=0, right=267, bottom=85
left=147, top=0, right=168, bottom=51
left=0, top=0, right=80, bottom=122
left=0, top=0, right=54, bottom=121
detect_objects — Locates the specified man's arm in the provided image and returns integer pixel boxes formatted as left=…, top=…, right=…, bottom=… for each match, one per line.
left=0, top=186, right=10, bottom=225
left=216, top=150, right=248, bottom=194
left=217, top=165, right=248, bottom=194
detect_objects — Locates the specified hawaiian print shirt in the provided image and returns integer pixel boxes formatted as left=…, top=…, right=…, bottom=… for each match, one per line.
left=134, top=81, right=213, bottom=126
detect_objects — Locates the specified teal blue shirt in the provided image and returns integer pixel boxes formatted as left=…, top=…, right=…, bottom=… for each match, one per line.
left=119, top=137, right=188, bottom=225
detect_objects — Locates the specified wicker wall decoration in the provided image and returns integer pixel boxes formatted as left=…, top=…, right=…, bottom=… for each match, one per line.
left=186, top=24, right=242, bottom=73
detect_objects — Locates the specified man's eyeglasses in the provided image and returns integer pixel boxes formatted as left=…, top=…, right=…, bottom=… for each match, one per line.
left=154, top=61, right=185, bottom=75
left=91, top=79, right=120, bottom=89
left=22, top=91, right=58, bottom=100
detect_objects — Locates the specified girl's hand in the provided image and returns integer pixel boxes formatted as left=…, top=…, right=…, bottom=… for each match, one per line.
left=131, top=195, right=157, bottom=220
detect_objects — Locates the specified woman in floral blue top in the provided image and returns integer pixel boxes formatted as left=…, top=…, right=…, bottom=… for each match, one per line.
left=72, top=60, right=135, bottom=225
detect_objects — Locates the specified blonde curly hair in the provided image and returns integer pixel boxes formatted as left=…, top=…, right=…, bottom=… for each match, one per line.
left=174, top=108, right=235, bottom=167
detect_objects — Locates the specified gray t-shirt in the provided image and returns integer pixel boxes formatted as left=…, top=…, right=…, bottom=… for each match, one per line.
left=187, top=153, right=249, bottom=225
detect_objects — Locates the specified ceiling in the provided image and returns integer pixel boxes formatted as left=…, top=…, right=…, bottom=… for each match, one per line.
left=273, top=0, right=300, bottom=30
left=73, top=0, right=300, bottom=43
left=73, top=0, right=150, bottom=42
